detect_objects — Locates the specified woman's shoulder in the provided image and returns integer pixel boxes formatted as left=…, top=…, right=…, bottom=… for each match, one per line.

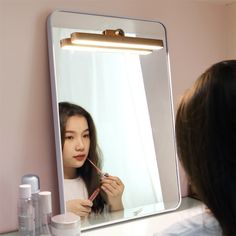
left=154, top=212, right=222, bottom=236
left=64, top=177, right=88, bottom=201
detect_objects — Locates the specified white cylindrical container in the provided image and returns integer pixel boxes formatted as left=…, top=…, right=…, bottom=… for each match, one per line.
left=39, top=191, right=52, bottom=236
left=18, top=184, right=35, bottom=236
left=51, top=213, right=80, bottom=236
left=22, top=174, right=40, bottom=236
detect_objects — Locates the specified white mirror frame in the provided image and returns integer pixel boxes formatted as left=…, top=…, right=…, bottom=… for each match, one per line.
left=47, top=10, right=181, bottom=231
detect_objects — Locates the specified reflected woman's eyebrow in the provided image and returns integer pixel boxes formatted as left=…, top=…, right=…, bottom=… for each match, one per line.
left=65, top=128, right=89, bottom=133
left=82, top=128, right=90, bottom=134
left=65, top=130, right=76, bottom=133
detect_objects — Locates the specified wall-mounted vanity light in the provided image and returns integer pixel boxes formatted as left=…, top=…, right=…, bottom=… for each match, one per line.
left=60, top=29, right=164, bottom=55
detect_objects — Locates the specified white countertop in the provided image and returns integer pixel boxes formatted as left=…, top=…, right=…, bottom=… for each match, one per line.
left=2, top=197, right=204, bottom=236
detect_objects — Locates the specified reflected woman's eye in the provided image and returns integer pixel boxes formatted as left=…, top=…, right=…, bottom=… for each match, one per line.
left=83, top=133, right=90, bottom=138
left=65, top=135, right=74, bottom=140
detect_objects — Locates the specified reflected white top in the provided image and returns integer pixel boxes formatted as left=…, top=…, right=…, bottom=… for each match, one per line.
left=64, top=177, right=88, bottom=202
left=154, top=212, right=222, bottom=236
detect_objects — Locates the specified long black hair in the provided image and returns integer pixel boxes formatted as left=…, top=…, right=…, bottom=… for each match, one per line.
left=175, top=60, right=236, bottom=235
left=59, top=102, right=107, bottom=213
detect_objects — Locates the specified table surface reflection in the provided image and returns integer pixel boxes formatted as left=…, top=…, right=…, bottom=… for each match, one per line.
left=2, top=197, right=204, bottom=236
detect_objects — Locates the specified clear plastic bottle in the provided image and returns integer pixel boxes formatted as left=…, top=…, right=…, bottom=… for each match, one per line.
left=21, top=174, right=40, bottom=236
left=39, top=191, right=52, bottom=236
left=18, top=184, right=35, bottom=236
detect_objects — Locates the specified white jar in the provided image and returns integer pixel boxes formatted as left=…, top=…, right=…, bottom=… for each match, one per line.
left=51, top=212, right=80, bottom=236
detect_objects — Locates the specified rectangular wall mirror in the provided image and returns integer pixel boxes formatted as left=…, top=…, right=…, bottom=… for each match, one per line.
left=47, top=10, right=180, bottom=231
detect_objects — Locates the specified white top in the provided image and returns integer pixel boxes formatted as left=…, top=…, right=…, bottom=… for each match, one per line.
left=154, top=212, right=222, bottom=236
left=19, top=184, right=31, bottom=198
left=64, top=177, right=88, bottom=202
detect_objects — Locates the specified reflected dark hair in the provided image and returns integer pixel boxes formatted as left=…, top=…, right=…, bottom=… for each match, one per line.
left=59, top=102, right=106, bottom=213
left=175, top=60, right=236, bottom=236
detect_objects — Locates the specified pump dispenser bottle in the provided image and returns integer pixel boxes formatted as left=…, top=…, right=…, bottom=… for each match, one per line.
left=22, top=174, right=40, bottom=235
left=18, top=184, right=35, bottom=236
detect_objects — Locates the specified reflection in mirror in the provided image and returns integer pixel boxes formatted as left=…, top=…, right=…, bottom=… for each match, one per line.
left=59, top=102, right=124, bottom=218
left=47, top=11, right=181, bottom=230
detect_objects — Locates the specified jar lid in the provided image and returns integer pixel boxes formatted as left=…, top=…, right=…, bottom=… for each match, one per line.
left=51, top=212, right=80, bottom=230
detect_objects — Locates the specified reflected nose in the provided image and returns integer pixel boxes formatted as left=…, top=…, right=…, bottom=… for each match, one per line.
left=75, top=138, right=84, bottom=151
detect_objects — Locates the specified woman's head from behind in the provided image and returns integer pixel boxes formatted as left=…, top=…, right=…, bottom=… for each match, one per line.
left=176, top=60, right=236, bottom=235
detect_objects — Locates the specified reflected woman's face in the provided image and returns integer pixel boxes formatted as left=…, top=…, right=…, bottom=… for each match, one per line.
left=63, top=115, right=90, bottom=170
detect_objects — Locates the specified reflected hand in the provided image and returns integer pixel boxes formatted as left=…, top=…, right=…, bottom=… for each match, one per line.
left=100, top=175, right=124, bottom=211
left=66, top=199, right=93, bottom=217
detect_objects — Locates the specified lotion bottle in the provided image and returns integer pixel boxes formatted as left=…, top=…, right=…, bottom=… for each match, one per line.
left=18, top=184, right=35, bottom=236
left=39, top=191, right=52, bottom=236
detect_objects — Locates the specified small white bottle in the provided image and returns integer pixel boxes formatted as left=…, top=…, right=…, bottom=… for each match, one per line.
left=39, top=191, right=52, bottom=236
left=22, top=174, right=40, bottom=236
left=18, top=184, right=35, bottom=236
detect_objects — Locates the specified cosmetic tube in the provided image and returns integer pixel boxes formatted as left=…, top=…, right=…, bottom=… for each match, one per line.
left=51, top=213, right=80, bottom=236
left=18, top=184, right=35, bottom=236
left=39, top=191, right=52, bottom=236
left=89, top=187, right=100, bottom=202
left=22, top=174, right=40, bottom=235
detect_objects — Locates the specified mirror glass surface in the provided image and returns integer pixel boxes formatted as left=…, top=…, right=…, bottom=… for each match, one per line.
left=47, top=10, right=180, bottom=231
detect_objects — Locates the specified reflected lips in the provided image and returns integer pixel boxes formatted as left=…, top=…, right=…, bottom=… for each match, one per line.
left=74, top=155, right=85, bottom=161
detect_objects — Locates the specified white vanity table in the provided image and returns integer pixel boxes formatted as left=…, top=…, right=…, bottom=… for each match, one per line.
left=2, top=197, right=204, bottom=236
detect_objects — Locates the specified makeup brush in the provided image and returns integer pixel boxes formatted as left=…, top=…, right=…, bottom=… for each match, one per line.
left=87, top=159, right=109, bottom=202
left=87, top=159, right=109, bottom=177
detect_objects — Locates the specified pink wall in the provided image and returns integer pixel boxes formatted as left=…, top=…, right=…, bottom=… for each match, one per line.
left=226, top=3, right=236, bottom=59
left=0, top=0, right=228, bottom=232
